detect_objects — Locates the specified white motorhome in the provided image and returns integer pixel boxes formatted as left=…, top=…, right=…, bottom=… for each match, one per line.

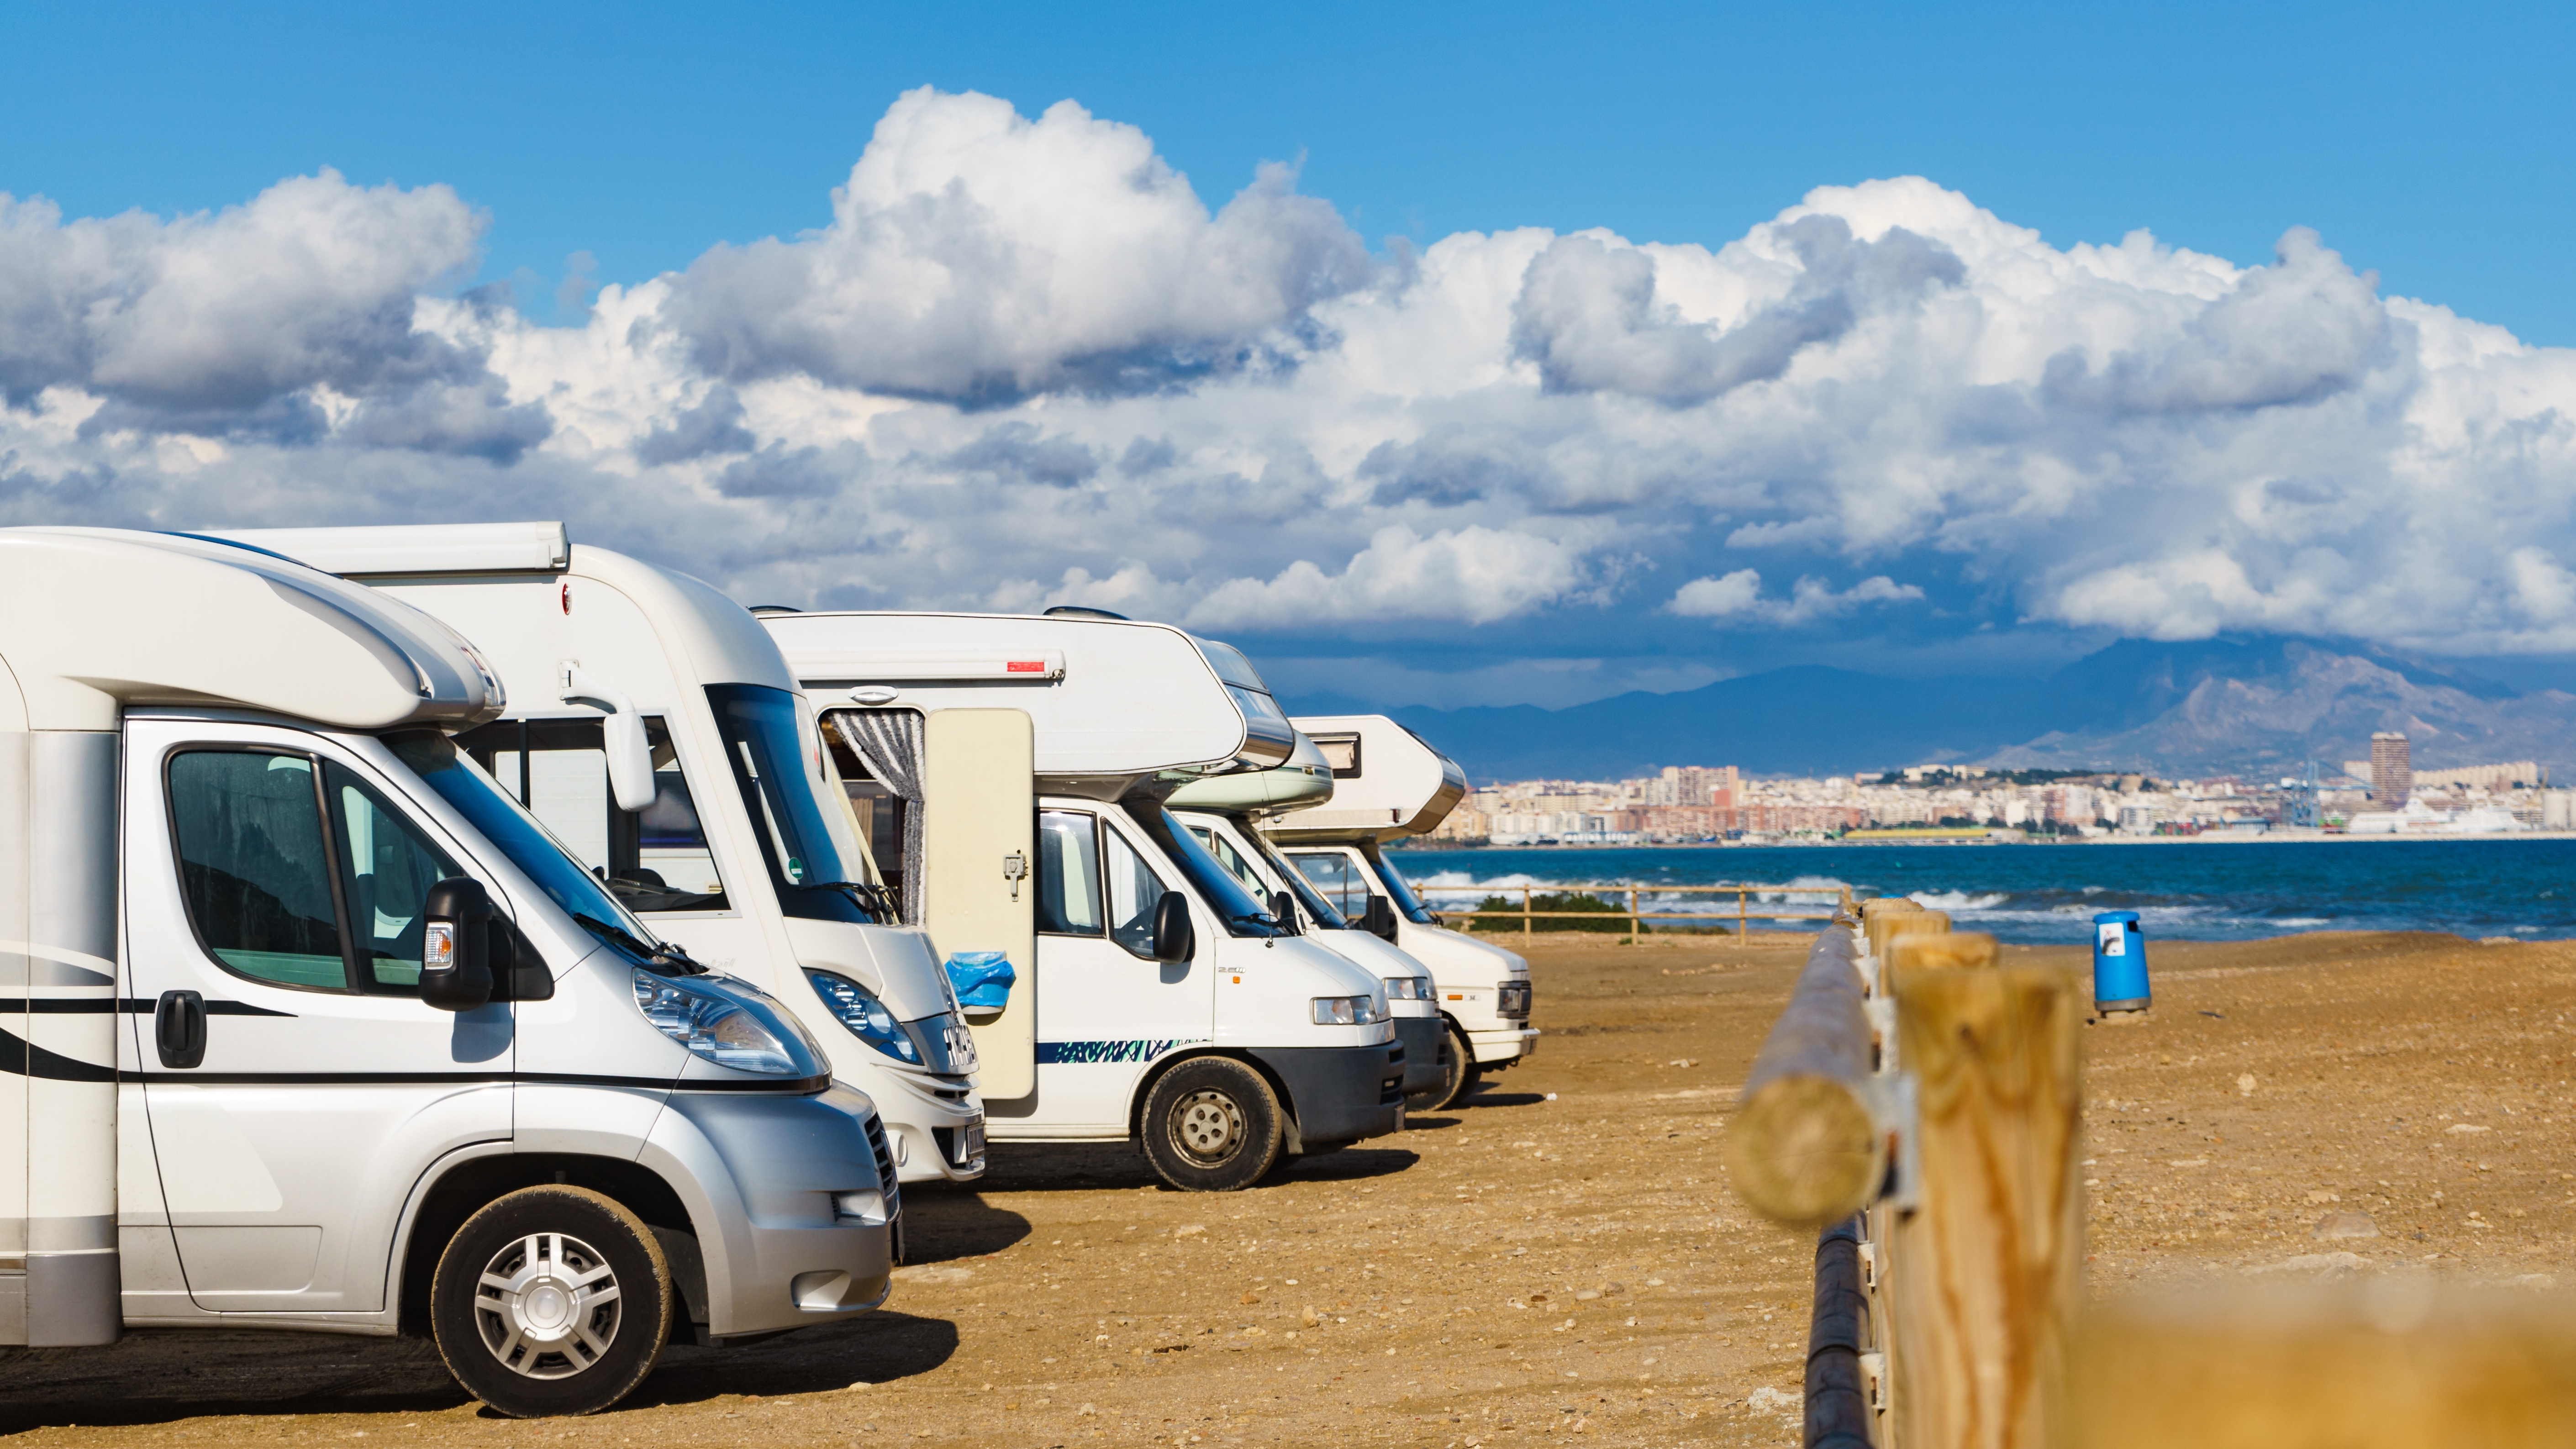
left=764, top=611, right=1409, bottom=1191
left=0, top=529, right=894, bottom=1417
left=1266, top=716, right=1537, bottom=1093
left=1165, top=737, right=1454, bottom=1109
left=210, top=524, right=986, bottom=1187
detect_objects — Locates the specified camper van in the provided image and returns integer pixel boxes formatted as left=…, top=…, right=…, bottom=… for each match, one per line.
left=764, top=611, right=1408, bottom=1192
left=0, top=529, right=894, bottom=1417
left=1266, top=716, right=1537, bottom=1095
left=1164, top=737, right=1453, bottom=1110
left=209, top=524, right=986, bottom=1187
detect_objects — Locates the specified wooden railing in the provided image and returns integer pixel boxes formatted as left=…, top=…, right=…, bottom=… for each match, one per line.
left=1726, top=899, right=2576, bottom=1449
left=1429, top=881, right=1856, bottom=943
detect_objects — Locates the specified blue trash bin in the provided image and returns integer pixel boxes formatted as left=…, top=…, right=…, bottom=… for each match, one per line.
left=945, top=951, right=1017, bottom=1015
left=2092, top=911, right=2149, bottom=1012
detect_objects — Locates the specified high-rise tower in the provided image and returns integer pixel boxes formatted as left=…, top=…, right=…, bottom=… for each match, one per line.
left=2370, top=732, right=2411, bottom=809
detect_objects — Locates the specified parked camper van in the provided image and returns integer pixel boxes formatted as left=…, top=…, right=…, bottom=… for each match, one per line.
left=763, top=611, right=1408, bottom=1191
left=211, top=524, right=986, bottom=1186
left=1266, top=716, right=1537, bottom=1098
left=1165, top=737, right=1451, bottom=1109
left=0, top=529, right=894, bottom=1417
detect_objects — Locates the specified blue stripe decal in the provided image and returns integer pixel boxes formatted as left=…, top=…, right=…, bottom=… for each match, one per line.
left=1036, top=1038, right=1206, bottom=1065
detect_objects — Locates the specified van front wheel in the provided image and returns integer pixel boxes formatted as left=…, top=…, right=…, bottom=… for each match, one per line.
left=1142, top=1057, right=1284, bottom=1191
left=431, top=1185, right=673, bottom=1417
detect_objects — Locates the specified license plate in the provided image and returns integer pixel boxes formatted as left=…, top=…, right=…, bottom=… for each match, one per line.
left=958, top=1118, right=986, bottom=1163
left=943, top=1020, right=980, bottom=1072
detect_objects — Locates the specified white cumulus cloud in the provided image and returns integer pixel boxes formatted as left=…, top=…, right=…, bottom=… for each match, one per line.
left=1668, top=569, right=1923, bottom=626
left=8, top=89, right=2576, bottom=682
left=661, top=87, right=1372, bottom=401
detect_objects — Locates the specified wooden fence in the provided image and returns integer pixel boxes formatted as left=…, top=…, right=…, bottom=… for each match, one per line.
left=1725, top=898, right=2576, bottom=1449
left=1433, top=881, right=1855, bottom=943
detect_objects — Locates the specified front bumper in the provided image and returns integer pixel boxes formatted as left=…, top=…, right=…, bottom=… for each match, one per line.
left=642, top=1084, right=896, bottom=1339
left=1467, top=1026, right=1539, bottom=1066
left=1250, top=1043, right=1407, bottom=1149
left=1393, top=1016, right=1447, bottom=1095
left=869, top=1067, right=987, bottom=1184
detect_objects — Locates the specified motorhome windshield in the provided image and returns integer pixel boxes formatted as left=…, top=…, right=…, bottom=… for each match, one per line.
left=387, top=732, right=667, bottom=964
left=706, top=683, right=881, bottom=925
left=1368, top=852, right=1440, bottom=926
left=1127, top=804, right=1285, bottom=938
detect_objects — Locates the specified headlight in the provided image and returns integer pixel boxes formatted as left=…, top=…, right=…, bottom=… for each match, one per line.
left=1312, top=995, right=1385, bottom=1026
left=1498, top=982, right=1532, bottom=1019
left=806, top=970, right=923, bottom=1064
left=1383, top=976, right=1431, bottom=1001
left=834, top=1189, right=891, bottom=1225
left=632, top=971, right=802, bottom=1074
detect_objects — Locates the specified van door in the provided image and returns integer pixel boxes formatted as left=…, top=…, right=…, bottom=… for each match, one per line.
left=919, top=710, right=1036, bottom=1099
left=1027, top=806, right=1213, bottom=1129
left=122, top=721, right=514, bottom=1315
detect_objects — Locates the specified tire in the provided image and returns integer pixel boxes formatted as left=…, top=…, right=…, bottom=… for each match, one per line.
left=1140, top=1056, right=1284, bottom=1192
left=431, top=1185, right=673, bottom=1417
left=1408, top=1022, right=1479, bottom=1113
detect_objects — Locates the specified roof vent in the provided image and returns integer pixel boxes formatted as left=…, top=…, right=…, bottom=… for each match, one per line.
left=1043, top=605, right=1130, bottom=621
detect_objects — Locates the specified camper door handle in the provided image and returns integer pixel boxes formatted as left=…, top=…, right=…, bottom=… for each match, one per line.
left=155, top=990, right=206, bottom=1070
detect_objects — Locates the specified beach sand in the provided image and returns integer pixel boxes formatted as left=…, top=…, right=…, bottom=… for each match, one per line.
left=5, top=930, right=2569, bottom=1445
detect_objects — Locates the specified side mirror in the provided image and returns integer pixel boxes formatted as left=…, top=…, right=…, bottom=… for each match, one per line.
left=562, top=661, right=658, bottom=812
left=1151, top=890, right=1196, bottom=964
left=421, top=877, right=495, bottom=1012
left=1269, top=890, right=1300, bottom=935
left=1363, top=894, right=1399, bottom=942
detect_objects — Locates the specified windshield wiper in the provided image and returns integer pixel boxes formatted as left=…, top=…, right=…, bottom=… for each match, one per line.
left=575, top=913, right=706, bottom=974
left=803, top=880, right=899, bottom=923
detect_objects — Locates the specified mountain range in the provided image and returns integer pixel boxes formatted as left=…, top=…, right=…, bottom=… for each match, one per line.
left=1283, top=638, right=2576, bottom=783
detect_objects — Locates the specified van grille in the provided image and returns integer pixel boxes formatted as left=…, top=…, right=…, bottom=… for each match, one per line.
left=861, top=1111, right=904, bottom=1259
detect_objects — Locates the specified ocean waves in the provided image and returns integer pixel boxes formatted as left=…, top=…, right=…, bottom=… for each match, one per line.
left=1387, top=840, right=2576, bottom=944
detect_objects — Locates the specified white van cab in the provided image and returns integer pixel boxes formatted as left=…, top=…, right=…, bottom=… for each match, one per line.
left=1165, top=736, right=1452, bottom=1109
left=209, top=524, right=987, bottom=1188
left=1266, top=716, right=1537, bottom=1098
left=0, top=529, right=896, bottom=1417
left=763, top=610, right=1408, bottom=1191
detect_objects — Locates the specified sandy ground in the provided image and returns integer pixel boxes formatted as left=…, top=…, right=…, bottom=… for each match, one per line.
left=5, top=927, right=2571, bottom=1446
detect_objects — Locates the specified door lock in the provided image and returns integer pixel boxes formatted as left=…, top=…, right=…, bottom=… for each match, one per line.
left=1002, top=851, right=1028, bottom=902
left=155, top=990, right=206, bottom=1070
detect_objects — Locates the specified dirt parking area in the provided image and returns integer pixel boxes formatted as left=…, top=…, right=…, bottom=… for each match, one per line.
left=6, top=926, right=2573, bottom=1446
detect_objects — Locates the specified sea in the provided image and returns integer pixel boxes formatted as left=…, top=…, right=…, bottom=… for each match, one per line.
left=1385, top=839, right=2576, bottom=946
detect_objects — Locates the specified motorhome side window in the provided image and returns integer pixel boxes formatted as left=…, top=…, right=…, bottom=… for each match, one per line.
left=169, top=751, right=463, bottom=996
left=1185, top=825, right=1270, bottom=898
left=169, top=751, right=351, bottom=991
left=1101, top=822, right=1167, bottom=959
left=454, top=716, right=727, bottom=913
left=324, top=763, right=464, bottom=992
left=1286, top=850, right=1369, bottom=919
left=1035, top=810, right=1102, bottom=936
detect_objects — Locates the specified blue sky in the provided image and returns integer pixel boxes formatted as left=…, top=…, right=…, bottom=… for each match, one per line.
left=15, top=1, right=2576, bottom=341
left=8, top=1, right=2576, bottom=711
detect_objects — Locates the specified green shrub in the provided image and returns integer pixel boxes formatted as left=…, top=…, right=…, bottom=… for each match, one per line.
left=1460, top=891, right=1645, bottom=934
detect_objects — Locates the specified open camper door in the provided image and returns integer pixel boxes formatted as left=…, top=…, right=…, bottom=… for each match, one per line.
left=922, top=710, right=1037, bottom=1099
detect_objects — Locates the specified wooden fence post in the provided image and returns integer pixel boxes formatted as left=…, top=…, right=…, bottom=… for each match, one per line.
left=1627, top=886, right=1640, bottom=945
left=1886, top=944, right=2083, bottom=1449
left=1739, top=885, right=1749, bottom=938
left=1522, top=885, right=1532, bottom=940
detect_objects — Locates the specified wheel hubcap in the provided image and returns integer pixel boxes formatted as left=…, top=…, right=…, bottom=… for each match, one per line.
left=473, top=1231, right=622, bottom=1379
left=1170, top=1088, right=1246, bottom=1164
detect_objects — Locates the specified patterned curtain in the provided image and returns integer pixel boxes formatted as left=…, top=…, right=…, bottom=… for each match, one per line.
left=836, top=709, right=927, bottom=925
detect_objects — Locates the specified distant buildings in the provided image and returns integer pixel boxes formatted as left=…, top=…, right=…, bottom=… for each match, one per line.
left=2370, top=732, right=2413, bottom=808
left=1412, top=744, right=2565, bottom=844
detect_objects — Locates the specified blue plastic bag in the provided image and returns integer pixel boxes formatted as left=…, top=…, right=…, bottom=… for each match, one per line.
left=944, top=951, right=1017, bottom=1012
